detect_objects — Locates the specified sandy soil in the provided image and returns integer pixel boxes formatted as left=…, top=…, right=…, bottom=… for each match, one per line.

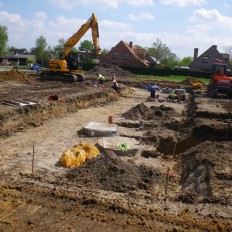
left=0, top=71, right=231, bottom=231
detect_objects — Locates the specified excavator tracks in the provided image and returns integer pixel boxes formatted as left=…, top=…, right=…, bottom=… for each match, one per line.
left=40, top=71, right=84, bottom=82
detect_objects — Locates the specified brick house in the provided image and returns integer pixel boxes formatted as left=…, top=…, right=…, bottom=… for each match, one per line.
left=189, top=45, right=230, bottom=73
left=101, top=41, right=150, bottom=67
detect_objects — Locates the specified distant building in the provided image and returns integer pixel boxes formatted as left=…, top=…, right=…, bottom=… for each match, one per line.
left=0, top=50, right=36, bottom=65
left=189, top=45, right=230, bottom=73
left=101, top=41, right=150, bottom=67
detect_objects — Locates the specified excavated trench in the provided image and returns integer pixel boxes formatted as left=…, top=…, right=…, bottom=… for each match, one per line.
left=0, top=86, right=131, bottom=138
left=120, top=91, right=232, bottom=156
left=116, top=91, right=232, bottom=207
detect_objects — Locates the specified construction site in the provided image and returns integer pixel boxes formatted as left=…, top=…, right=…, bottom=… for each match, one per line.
left=0, top=66, right=232, bottom=232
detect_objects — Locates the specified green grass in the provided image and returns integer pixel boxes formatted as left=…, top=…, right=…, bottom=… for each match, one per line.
left=130, top=75, right=210, bottom=85
left=0, top=66, right=14, bottom=70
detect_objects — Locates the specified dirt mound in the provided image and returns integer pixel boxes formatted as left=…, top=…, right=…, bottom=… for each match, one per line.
left=0, top=69, right=34, bottom=81
left=178, top=141, right=232, bottom=205
left=181, top=76, right=205, bottom=86
left=122, top=103, right=178, bottom=120
left=85, top=64, right=136, bottom=78
left=64, top=150, right=162, bottom=192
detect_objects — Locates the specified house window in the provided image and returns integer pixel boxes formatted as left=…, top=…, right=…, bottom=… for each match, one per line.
left=112, top=53, right=118, bottom=59
left=202, top=56, right=208, bottom=63
left=123, top=53, right=129, bottom=60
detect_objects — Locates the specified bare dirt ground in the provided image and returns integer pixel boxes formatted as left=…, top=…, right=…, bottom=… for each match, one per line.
left=0, top=69, right=231, bottom=232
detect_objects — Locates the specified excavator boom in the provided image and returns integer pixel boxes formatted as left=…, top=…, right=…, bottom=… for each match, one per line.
left=40, top=13, right=101, bottom=82
left=62, top=13, right=100, bottom=59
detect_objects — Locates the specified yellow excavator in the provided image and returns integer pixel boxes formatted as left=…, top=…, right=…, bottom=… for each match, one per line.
left=40, top=13, right=101, bottom=82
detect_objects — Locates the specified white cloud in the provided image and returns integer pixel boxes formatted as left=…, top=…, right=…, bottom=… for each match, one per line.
left=0, top=11, right=25, bottom=26
left=34, top=12, right=47, bottom=21
left=127, top=0, right=154, bottom=7
left=189, top=8, right=232, bottom=30
left=186, top=24, right=212, bottom=36
left=161, top=0, right=206, bottom=7
left=49, top=0, right=154, bottom=9
left=100, top=20, right=130, bottom=30
left=128, top=12, right=155, bottom=22
left=50, top=0, right=118, bottom=9
left=0, top=1, right=3, bottom=7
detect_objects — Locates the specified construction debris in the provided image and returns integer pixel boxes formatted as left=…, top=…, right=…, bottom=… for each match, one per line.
left=3, top=99, right=38, bottom=107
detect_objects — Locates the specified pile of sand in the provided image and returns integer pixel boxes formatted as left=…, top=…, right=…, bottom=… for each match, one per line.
left=0, top=70, right=34, bottom=81
left=85, top=64, right=136, bottom=78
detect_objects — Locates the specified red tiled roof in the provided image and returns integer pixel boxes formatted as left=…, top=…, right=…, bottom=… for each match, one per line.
left=122, top=41, right=149, bottom=66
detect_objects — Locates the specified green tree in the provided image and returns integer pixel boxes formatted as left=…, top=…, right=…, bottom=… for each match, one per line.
left=180, top=56, right=193, bottom=66
left=78, top=40, right=98, bottom=63
left=26, top=57, right=36, bottom=65
left=147, top=38, right=171, bottom=63
left=31, top=36, right=48, bottom=65
left=162, top=53, right=179, bottom=68
left=78, top=40, right=94, bottom=52
left=0, top=25, right=8, bottom=55
left=7, top=46, right=17, bottom=54
left=100, top=48, right=109, bottom=57
left=53, top=38, right=65, bottom=58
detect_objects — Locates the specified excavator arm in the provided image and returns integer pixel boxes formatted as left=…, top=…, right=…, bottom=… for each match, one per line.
left=62, top=13, right=101, bottom=59
left=40, top=13, right=101, bottom=82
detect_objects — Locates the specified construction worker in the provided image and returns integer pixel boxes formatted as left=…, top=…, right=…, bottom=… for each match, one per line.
left=97, top=73, right=105, bottom=87
left=112, top=76, right=119, bottom=95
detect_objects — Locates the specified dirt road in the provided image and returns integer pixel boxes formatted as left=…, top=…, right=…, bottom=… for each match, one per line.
left=0, top=76, right=231, bottom=231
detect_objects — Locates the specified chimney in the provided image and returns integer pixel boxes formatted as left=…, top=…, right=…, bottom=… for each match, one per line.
left=129, top=41, right=133, bottom=48
left=194, top=48, right=198, bottom=60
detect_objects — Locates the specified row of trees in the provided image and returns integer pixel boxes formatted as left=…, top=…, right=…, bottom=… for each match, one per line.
left=1, top=24, right=231, bottom=68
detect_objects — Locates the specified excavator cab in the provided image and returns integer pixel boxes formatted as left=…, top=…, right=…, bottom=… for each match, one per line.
left=208, top=63, right=232, bottom=98
left=212, top=64, right=226, bottom=75
left=66, top=52, right=83, bottom=71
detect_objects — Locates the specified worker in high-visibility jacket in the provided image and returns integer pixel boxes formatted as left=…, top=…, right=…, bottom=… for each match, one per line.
left=97, top=73, right=105, bottom=87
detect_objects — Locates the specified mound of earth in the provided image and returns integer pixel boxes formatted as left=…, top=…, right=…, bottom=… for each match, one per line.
left=122, top=103, right=178, bottom=120
left=0, top=69, right=34, bottom=81
left=181, top=76, right=205, bottom=86
left=85, top=63, right=136, bottom=78
left=178, top=141, right=232, bottom=205
left=64, top=150, right=162, bottom=193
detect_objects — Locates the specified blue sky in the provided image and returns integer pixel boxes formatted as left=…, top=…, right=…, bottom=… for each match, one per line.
left=0, top=0, right=232, bottom=58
